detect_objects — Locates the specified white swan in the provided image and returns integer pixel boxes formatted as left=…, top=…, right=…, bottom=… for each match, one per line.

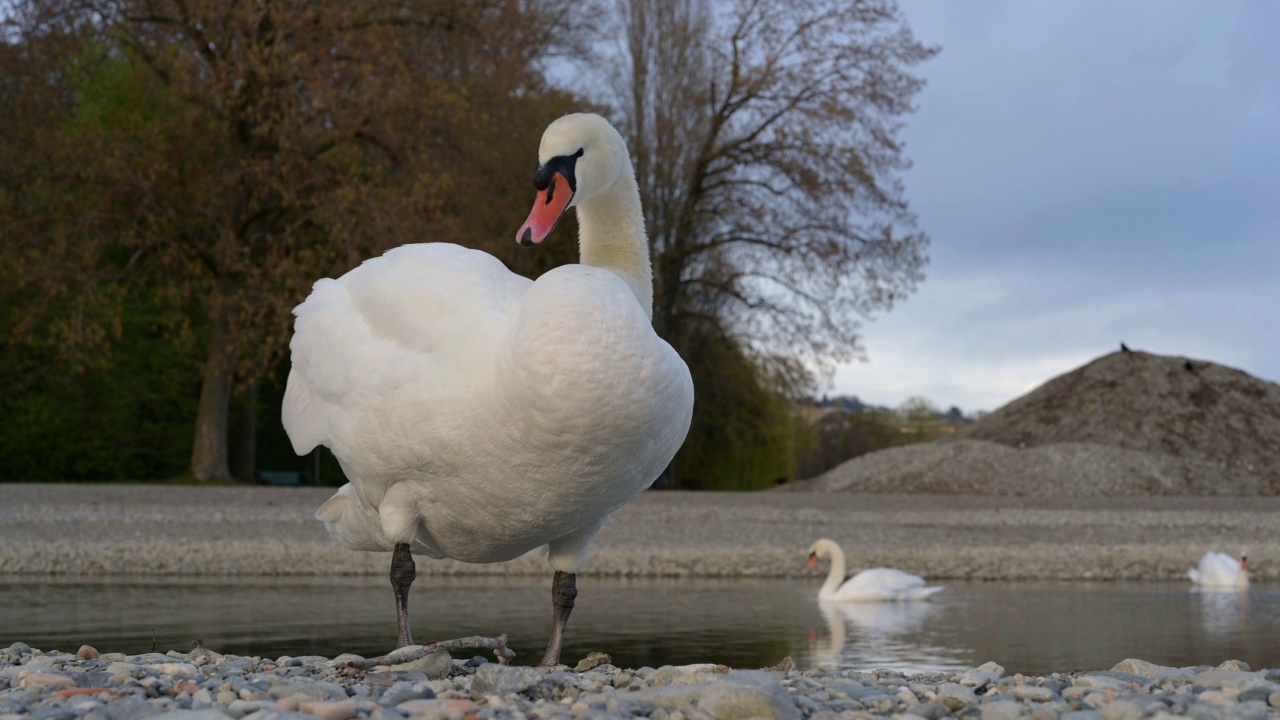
left=807, top=539, right=944, bottom=602
left=283, top=113, right=694, bottom=665
left=1187, top=551, right=1248, bottom=589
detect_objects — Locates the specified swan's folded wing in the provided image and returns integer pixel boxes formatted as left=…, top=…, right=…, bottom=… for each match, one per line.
left=282, top=243, right=531, bottom=455
left=282, top=367, right=332, bottom=455
left=843, top=568, right=926, bottom=592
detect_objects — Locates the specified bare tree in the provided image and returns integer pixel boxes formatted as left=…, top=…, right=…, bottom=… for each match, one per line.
left=615, top=0, right=936, bottom=392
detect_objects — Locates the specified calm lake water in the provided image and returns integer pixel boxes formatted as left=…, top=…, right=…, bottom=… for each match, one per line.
left=3, top=577, right=1278, bottom=674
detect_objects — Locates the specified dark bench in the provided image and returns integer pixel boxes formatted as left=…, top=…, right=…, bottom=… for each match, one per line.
left=260, top=471, right=303, bottom=486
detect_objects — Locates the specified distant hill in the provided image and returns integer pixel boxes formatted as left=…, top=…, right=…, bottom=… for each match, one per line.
left=784, top=350, right=1280, bottom=496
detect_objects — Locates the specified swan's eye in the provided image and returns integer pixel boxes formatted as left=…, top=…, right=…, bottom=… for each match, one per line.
left=532, top=149, right=585, bottom=192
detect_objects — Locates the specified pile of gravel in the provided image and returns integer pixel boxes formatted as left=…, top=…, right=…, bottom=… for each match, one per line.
left=793, top=350, right=1280, bottom=496
left=4, top=642, right=1279, bottom=719
left=784, top=439, right=1271, bottom=496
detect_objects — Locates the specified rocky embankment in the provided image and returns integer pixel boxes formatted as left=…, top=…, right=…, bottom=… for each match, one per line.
left=4, top=642, right=1280, bottom=719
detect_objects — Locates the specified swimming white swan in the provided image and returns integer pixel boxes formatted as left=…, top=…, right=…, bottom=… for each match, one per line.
left=1187, top=551, right=1248, bottom=589
left=807, top=539, right=944, bottom=602
left=283, top=113, right=694, bottom=665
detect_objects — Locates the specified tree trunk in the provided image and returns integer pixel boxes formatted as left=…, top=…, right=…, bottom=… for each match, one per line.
left=190, top=284, right=236, bottom=483
left=230, top=378, right=257, bottom=484
left=653, top=251, right=684, bottom=342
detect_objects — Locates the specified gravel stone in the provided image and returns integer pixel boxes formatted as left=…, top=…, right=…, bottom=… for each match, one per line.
left=468, top=664, right=542, bottom=696
left=981, top=700, right=1028, bottom=720
left=386, top=650, right=452, bottom=680
left=910, top=703, right=954, bottom=719
left=1111, top=659, right=1170, bottom=679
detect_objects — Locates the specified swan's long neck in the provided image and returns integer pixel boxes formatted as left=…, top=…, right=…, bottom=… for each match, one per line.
left=575, top=170, right=653, bottom=320
left=821, top=543, right=847, bottom=598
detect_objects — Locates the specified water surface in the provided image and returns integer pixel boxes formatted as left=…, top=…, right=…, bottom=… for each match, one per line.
left=3, top=577, right=1277, bottom=674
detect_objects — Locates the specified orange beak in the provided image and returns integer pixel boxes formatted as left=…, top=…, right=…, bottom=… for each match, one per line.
left=808, top=553, right=818, bottom=570
left=517, top=172, right=573, bottom=246
left=1241, top=557, right=1249, bottom=570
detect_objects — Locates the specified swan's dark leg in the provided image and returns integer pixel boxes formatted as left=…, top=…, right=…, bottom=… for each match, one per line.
left=390, top=542, right=417, bottom=647
left=538, top=570, right=577, bottom=667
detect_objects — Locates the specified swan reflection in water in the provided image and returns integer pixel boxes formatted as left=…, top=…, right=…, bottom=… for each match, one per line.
left=809, top=600, right=968, bottom=673
left=1192, top=587, right=1250, bottom=638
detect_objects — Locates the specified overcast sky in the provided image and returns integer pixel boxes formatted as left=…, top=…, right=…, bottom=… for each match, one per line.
left=829, top=1, right=1280, bottom=413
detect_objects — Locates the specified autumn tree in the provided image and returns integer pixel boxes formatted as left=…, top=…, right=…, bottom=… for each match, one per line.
left=1, top=0, right=589, bottom=482
left=607, top=0, right=936, bottom=487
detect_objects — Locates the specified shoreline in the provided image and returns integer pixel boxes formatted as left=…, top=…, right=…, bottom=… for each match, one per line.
left=2, top=483, right=1277, bottom=581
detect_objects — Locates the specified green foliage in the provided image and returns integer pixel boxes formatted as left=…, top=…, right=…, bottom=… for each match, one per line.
left=895, top=395, right=945, bottom=444
left=0, top=296, right=199, bottom=480
left=795, top=396, right=950, bottom=480
left=670, top=334, right=806, bottom=491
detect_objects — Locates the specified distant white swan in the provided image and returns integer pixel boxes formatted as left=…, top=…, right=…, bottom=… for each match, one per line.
left=807, top=538, right=944, bottom=602
left=1187, top=551, right=1248, bottom=589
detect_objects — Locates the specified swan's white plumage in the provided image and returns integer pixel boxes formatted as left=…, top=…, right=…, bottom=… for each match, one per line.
left=283, top=114, right=694, bottom=576
left=808, top=538, right=944, bottom=602
left=1187, top=551, right=1248, bottom=589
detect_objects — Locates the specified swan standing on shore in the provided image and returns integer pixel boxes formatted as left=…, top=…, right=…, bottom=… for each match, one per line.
left=283, top=114, right=694, bottom=666
left=1187, top=551, right=1249, bottom=589
left=807, top=539, right=944, bottom=602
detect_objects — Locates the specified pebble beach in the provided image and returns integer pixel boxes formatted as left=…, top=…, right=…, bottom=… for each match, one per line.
left=4, top=641, right=1279, bottom=720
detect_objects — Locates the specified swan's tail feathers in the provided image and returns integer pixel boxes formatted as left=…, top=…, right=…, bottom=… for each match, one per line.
left=1188, top=569, right=1203, bottom=584
left=315, top=484, right=393, bottom=552
left=910, top=585, right=946, bottom=601
left=282, top=368, right=329, bottom=456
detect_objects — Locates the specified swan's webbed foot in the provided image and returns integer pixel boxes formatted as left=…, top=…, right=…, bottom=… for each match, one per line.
left=538, top=570, right=577, bottom=667
left=390, top=542, right=417, bottom=647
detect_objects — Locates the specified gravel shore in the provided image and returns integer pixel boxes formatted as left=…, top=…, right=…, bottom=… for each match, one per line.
left=2, top=484, right=1277, bottom=581
left=4, top=642, right=1279, bottom=720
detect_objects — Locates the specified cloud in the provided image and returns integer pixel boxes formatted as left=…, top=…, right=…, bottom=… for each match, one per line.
left=830, top=1, right=1280, bottom=412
